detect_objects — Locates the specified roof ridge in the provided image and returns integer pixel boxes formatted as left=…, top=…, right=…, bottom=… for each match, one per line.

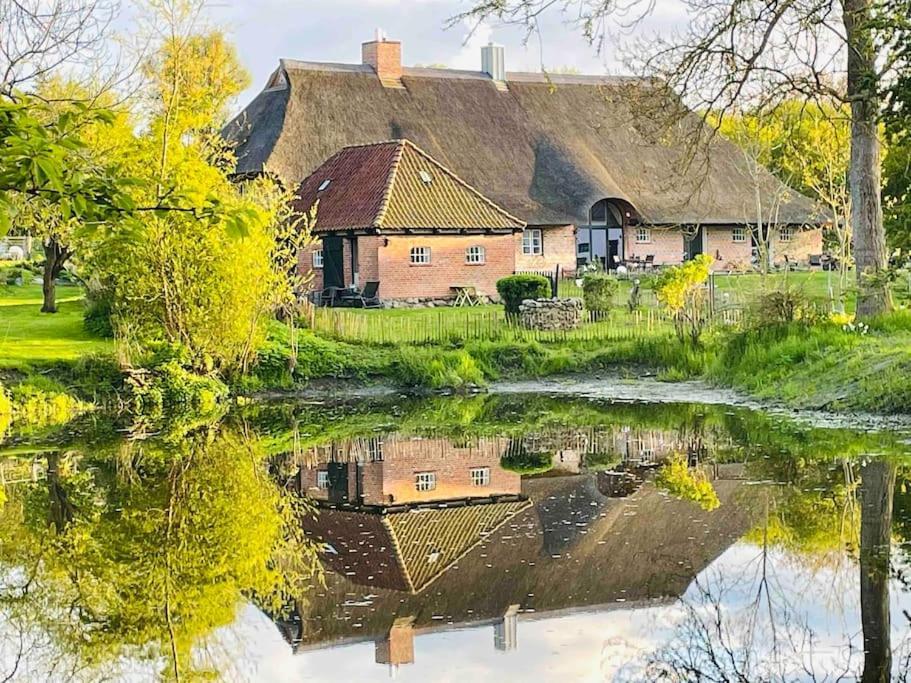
left=398, top=139, right=526, bottom=228
left=373, top=140, right=407, bottom=228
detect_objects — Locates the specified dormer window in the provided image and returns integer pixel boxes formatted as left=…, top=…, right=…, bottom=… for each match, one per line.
left=317, top=179, right=331, bottom=192
left=419, top=170, right=433, bottom=185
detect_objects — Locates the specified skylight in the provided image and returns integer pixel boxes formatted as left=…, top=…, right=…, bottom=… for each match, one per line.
left=419, top=170, right=433, bottom=184
left=317, top=179, right=331, bottom=192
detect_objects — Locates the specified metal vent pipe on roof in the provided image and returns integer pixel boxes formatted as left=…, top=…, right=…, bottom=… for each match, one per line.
left=481, top=43, right=506, bottom=82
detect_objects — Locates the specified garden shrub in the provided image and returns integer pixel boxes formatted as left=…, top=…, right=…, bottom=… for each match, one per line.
left=496, top=274, right=551, bottom=315
left=127, top=359, right=228, bottom=416
left=83, top=284, right=116, bottom=337
left=582, top=272, right=618, bottom=312
left=500, top=441, right=554, bottom=475
left=654, top=254, right=713, bottom=345
left=0, top=383, right=11, bottom=438
left=747, top=285, right=823, bottom=328
left=655, top=455, right=720, bottom=511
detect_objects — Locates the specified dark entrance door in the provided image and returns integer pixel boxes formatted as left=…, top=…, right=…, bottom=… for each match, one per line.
left=685, top=226, right=704, bottom=261
left=326, top=462, right=349, bottom=504
left=323, top=235, right=344, bottom=288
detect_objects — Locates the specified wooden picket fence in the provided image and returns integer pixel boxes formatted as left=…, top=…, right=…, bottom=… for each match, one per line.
left=306, top=305, right=686, bottom=346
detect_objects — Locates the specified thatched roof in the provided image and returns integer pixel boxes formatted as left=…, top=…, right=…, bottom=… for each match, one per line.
left=295, top=139, right=525, bottom=232
left=225, top=61, right=822, bottom=226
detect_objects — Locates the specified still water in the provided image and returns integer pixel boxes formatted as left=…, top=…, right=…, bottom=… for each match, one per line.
left=2, top=392, right=910, bottom=681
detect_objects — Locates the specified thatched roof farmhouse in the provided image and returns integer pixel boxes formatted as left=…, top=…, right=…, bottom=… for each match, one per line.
left=225, top=34, right=824, bottom=299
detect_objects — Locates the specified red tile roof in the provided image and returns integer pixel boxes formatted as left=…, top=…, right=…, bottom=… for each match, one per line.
left=295, top=139, right=525, bottom=233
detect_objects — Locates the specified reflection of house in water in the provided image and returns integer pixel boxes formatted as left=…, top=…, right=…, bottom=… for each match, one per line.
left=277, top=431, right=751, bottom=673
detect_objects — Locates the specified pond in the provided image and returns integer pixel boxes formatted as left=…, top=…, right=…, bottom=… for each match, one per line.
left=1, top=391, right=911, bottom=681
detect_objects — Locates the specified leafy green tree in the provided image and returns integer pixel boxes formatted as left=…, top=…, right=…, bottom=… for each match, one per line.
left=0, top=427, right=320, bottom=681
left=654, top=254, right=713, bottom=345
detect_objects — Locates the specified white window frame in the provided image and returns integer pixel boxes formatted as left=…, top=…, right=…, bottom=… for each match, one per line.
left=470, top=467, right=490, bottom=487
left=410, top=246, right=432, bottom=265
left=466, top=245, right=486, bottom=264
left=312, top=249, right=324, bottom=269
left=732, top=226, right=746, bottom=243
left=316, top=470, right=329, bottom=490
left=635, top=227, right=651, bottom=244
left=522, top=229, right=543, bottom=255
left=779, top=226, right=793, bottom=243
left=415, top=471, right=437, bottom=492
left=367, top=438, right=384, bottom=462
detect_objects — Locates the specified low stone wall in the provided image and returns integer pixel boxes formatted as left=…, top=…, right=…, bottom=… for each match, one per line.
left=518, top=298, right=583, bottom=330
left=383, top=295, right=498, bottom=309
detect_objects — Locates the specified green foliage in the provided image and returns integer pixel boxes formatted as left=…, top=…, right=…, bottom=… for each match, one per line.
left=392, top=346, right=486, bottom=389
left=0, top=382, right=11, bottom=438
left=655, top=456, right=720, bottom=511
left=496, top=274, right=551, bottom=314
left=5, top=376, right=89, bottom=430
left=83, top=282, right=115, bottom=337
left=500, top=442, right=554, bottom=475
left=582, top=271, right=618, bottom=312
left=127, top=359, right=228, bottom=417
left=654, top=255, right=713, bottom=345
left=747, top=285, right=824, bottom=328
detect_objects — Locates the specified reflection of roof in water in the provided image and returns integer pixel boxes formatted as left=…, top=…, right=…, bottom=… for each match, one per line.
left=303, top=500, right=531, bottom=594
left=280, top=473, right=753, bottom=650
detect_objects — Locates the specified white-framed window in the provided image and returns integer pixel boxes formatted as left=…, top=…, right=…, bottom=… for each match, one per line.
left=367, top=438, right=384, bottom=462
left=470, top=467, right=490, bottom=487
left=732, top=226, right=746, bottom=243
left=415, top=471, right=437, bottom=492
left=312, top=250, right=324, bottom=269
left=636, top=227, right=651, bottom=243
left=779, top=226, right=793, bottom=242
left=410, top=246, right=432, bottom=265
left=316, top=470, right=329, bottom=490
left=522, top=229, right=543, bottom=255
left=466, top=245, right=486, bottom=264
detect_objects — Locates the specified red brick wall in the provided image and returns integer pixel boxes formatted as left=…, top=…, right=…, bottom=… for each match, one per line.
left=705, top=226, right=752, bottom=271
left=298, top=241, right=323, bottom=293
left=774, top=226, right=823, bottom=265
left=370, top=436, right=520, bottom=504
left=377, top=234, right=516, bottom=300
left=623, top=227, right=683, bottom=265
left=514, top=225, right=576, bottom=273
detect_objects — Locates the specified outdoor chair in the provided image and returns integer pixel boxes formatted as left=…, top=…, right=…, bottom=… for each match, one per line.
left=319, top=286, right=339, bottom=307
left=644, top=254, right=656, bottom=270
left=356, top=281, right=381, bottom=308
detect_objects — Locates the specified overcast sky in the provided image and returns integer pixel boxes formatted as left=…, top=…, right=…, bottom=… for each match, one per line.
left=179, top=0, right=690, bottom=112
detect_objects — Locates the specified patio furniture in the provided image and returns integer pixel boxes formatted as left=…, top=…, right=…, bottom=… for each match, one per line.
left=451, top=285, right=479, bottom=307
left=318, top=286, right=340, bottom=307
left=643, top=254, right=656, bottom=270
left=355, top=281, right=382, bottom=308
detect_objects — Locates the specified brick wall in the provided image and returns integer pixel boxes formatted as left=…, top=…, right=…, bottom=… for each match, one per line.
left=377, top=234, right=516, bottom=300
left=705, top=226, right=752, bottom=271
left=514, top=225, right=576, bottom=273
left=361, top=40, right=402, bottom=84
left=623, top=227, right=683, bottom=265
left=774, top=226, right=823, bottom=265
left=298, top=241, right=323, bottom=292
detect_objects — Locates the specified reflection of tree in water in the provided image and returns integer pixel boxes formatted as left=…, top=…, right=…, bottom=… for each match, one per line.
left=614, top=460, right=911, bottom=682
left=0, top=425, right=321, bottom=681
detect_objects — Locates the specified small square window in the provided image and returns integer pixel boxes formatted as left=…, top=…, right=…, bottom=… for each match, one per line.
left=779, top=227, right=793, bottom=242
left=316, top=470, right=329, bottom=490
left=732, top=227, right=746, bottom=243
left=466, top=245, right=486, bottom=264
left=410, top=246, right=431, bottom=265
left=312, top=250, right=323, bottom=268
left=470, top=467, right=490, bottom=486
left=636, top=227, right=651, bottom=243
left=522, top=229, right=543, bottom=255
left=415, top=472, right=436, bottom=492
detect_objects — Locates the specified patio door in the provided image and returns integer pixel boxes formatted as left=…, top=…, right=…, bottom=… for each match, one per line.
left=323, top=235, right=344, bottom=289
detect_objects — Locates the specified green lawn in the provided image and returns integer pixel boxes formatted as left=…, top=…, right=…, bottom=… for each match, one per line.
left=0, top=285, right=113, bottom=369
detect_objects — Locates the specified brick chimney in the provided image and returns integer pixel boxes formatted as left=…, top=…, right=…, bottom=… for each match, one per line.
left=362, top=29, right=403, bottom=87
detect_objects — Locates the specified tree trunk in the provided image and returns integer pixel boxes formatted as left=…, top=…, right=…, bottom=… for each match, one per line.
left=41, top=238, right=69, bottom=314
left=859, top=460, right=896, bottom=683
left=844, top=0, right=890, bottom=318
